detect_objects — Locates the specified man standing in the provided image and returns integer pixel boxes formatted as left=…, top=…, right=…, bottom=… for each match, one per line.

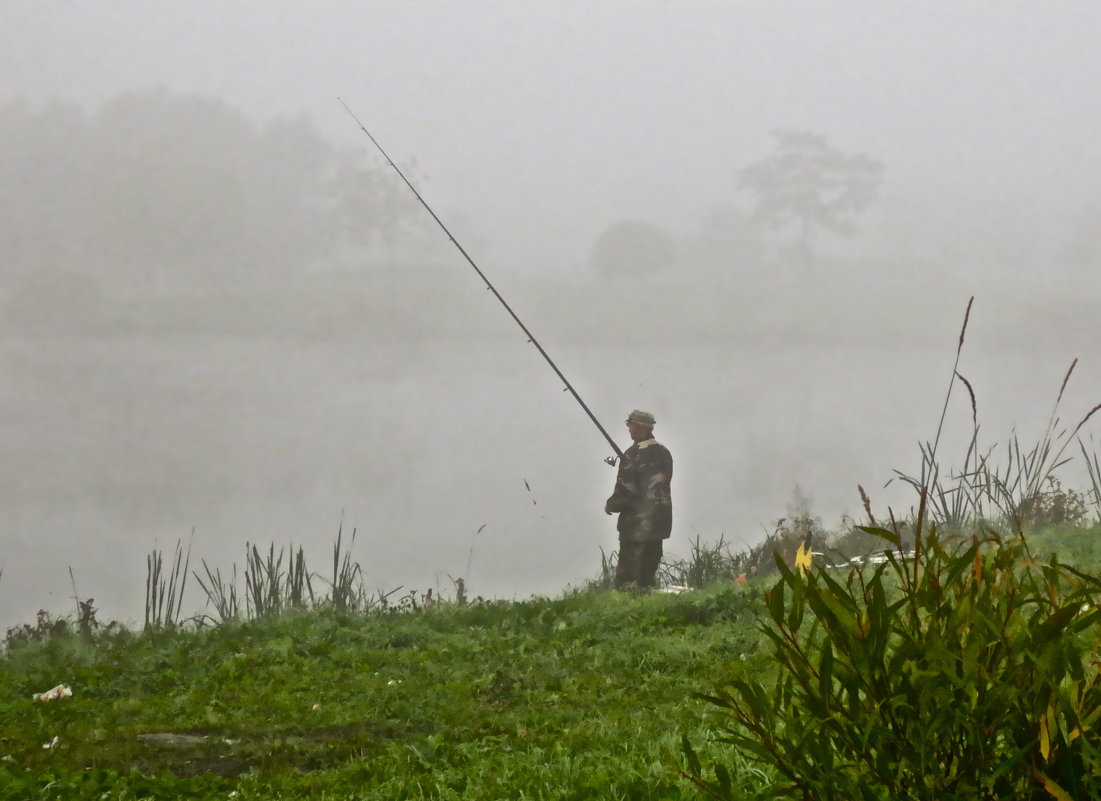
left=604, top=410, right=673, bottom=590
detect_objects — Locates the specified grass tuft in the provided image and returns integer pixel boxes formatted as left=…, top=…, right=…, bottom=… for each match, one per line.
left=194, top=560, right=240, bottom=624
left=144, top=536, right=192, bottom=631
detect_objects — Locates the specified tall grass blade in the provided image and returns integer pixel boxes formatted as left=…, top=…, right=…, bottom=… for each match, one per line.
left=245, top=542, right=281, bottom=619
left=194, top=560, right=239, bottom=623
left=144, top=537, right=192, bottom=631
left=1079, top=437, right=1101, bottom=522
left=329, top=524, right=362, bottom=613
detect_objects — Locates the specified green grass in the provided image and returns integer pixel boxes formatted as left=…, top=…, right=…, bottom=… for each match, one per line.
left=4, top=522, right=1101, bottom=800
left=1018, top=520, right=1101, bottom=570
left=0, top=585, right=776, bottom=800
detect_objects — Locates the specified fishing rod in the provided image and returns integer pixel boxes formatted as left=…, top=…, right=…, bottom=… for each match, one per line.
left=338, top=98, right=623, bottom=465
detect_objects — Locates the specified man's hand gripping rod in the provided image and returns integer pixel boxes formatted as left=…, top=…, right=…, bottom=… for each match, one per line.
left=338, top=99, right=623, bottom=466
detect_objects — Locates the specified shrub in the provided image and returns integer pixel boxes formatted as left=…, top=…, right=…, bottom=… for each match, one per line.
left=684, top=524, right=1101, bottom=800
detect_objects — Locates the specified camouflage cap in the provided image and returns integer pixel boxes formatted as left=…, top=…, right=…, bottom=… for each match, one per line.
left=627, top=409, right=656, bottom=427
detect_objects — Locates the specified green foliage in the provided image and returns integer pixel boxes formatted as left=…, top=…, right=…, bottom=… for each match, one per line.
left=0, top=586, right=770, bottom=800
left=1018, top=476, right=1091, bottom=528
left=687, top=525, right=1101, bottom=800
left=663, top=535, right=750, bottom=589
left=1018, top=522, right=1101, bottom=576
left=243, top=541, right=313, bottom=619
left=4, top=609, right=71, bottom=650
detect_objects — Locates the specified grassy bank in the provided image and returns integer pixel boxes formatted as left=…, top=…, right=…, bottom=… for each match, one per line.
left=0, top=584, right=775, bottom=800
left=4, top=519, right=1101, bottom=800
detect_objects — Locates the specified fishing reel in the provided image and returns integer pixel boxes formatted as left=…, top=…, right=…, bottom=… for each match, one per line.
left=604, top=455, right=618, bottom=467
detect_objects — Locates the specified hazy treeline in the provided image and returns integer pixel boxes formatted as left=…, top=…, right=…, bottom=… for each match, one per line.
left=0, top=87, right=885, bottom=344
left=1, top=88, right=888, bottom=292
left=2, top=87, right=1096, bottom=346
left=0, top=89, right=432, bottom=309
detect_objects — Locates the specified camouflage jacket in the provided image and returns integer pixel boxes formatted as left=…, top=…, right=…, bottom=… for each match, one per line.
left=606, top=437, right=673, bottom=542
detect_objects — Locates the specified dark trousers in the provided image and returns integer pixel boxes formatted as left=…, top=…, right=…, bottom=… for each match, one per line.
left=616, top=539, right=663, bottom=590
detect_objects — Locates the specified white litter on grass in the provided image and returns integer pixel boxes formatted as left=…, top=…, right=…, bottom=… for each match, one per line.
left=33, top=685, right=72, bottom=701
left=42, top=736, right=60, bottom=750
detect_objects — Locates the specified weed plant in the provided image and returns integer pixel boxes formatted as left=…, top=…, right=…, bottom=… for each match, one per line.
left=687, top=298, right=1101, bottom=800
left=663, top=535, right=749, bottom=588
left=4, top=609, right=73, bottom=650
left=243, top=542, right=312, bottom=619
left=890, top=305, right=1101, bottom=535
left=686, top=525, right=1101, bottom=800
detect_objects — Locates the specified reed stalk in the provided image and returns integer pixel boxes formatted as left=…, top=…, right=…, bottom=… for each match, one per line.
left=144, top=536, right=192, bottom=630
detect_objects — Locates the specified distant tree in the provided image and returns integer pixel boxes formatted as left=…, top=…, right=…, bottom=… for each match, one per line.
left=90, top=89, right=263, bottom=286
left=90, top=90, right=343, bottom=287
left=590, top=219, right=675, bottom=280
left=328, top=148, right=424, bottom=265
left=738, top=130, right=883, bottom=265
left=0, top=89, right=414, bottom=294
left=249, top=114, right=335, bottom=275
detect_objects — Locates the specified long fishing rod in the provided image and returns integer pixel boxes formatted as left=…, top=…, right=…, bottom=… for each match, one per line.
left=338, top=98, right=623, bottom=465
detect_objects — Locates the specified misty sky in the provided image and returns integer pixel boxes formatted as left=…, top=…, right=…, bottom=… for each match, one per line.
left=5, top=1, right=1100, bottom=272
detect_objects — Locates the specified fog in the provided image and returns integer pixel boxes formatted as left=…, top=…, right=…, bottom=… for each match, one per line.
left=2, top=2, right=1100, bottom=630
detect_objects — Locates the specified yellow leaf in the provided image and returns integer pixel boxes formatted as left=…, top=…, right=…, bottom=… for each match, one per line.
left=1035, top=770, right=1074, bottom=801
left=1040, top=712, right=1051, bottom=763
left=794, top=543, right=813, bottom=575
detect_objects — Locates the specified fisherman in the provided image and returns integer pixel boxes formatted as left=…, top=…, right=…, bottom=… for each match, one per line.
left=604, top=410, right=673, bottom=590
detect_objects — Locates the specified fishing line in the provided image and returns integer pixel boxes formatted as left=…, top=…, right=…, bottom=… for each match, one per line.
left=338, top=98, right=622, bottom=465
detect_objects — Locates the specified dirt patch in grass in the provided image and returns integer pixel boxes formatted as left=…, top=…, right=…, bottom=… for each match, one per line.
left=130, top=720, right=430, bottom=776
left=133, top=732, right=252, bottom=778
